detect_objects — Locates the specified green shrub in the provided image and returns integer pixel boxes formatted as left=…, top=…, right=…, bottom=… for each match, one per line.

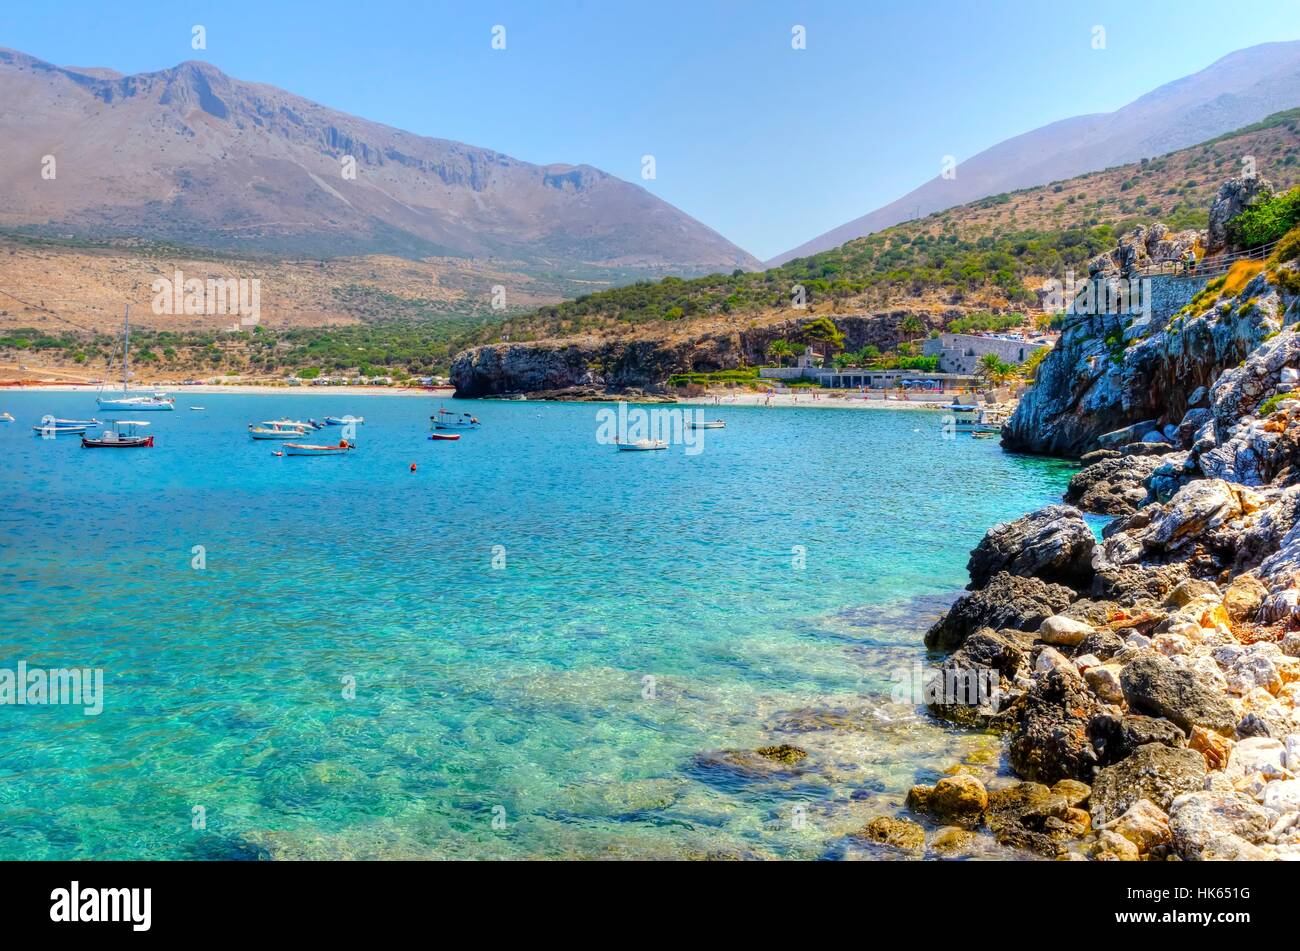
left=1227, top=187, right=1300, bottom=248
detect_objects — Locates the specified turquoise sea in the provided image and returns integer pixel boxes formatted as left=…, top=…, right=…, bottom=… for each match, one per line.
left=0, top=392, right=1075, bottom=860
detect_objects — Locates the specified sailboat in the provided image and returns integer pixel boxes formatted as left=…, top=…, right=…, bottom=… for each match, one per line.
left=97, top=307, right=175, bottom=411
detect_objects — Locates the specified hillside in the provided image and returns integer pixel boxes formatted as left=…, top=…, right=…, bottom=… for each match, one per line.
left=770, top=40, right=1300, bottom=265
left=491, top=110, right=1300, bottom=344
left=0, top=48, right=758, bottom=276
left=4, top=111, right=1297, bottom=383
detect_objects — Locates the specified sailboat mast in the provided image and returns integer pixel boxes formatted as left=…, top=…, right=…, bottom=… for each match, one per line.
left=123, top=306, right=130, bottom=393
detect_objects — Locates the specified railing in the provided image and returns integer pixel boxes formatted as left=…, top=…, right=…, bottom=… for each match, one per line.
left=1135, top=239, right=1280, bottom=280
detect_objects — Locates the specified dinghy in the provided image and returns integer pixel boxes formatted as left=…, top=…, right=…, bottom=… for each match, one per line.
left=689, top=420, right=726, bottom=429
left=324, top=415, right=364, bottom=426
left=282, top=440, right=355, bottom=456
left=428, top=433, right=461, bottom=441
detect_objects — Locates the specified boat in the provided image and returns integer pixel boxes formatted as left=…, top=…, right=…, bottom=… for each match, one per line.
left=189, top=406, right=205, bottom=411
left=431, top=407, right=480, bottom=430
left=260, top=418, right=320, bottom=430
left=972, top=430, right=997, bottom=439
left=615, top=439, right=668, bottom=452
left=689, top=420, right=726, bottom=429
left=97, top=307, right=175, bottom=411
left=324, top=415, right=364, bottom=426
left=81, top=420, right=154, bottom=448
left=282, top=440, right=355, bottom=456
left=0, top=413, right=12, bottom=422
left=33, top=422, right=93, bottom=436
left=248, top=424, right=309, bottom=440
left=428, top=433, right=461, bottom=441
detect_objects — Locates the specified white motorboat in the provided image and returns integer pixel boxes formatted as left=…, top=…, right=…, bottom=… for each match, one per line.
left=249, top=423, right=309, bottom=440
left=616, top=439, right=668, bottom=452
left=324, top=415, right=364, bottom=426
left=689, top=420, right=726, bottom=429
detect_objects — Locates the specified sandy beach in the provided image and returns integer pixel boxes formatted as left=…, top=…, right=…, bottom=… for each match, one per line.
left=1, top=382, right=971, bottom=410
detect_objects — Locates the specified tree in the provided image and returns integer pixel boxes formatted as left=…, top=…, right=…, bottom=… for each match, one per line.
left=899, top=314, right=925, bottom=341
left=977, top=352, right=1015, bottom=387
left=766, top=339, right=796, bottom=367
left=800, top=316, right=845, bottom=365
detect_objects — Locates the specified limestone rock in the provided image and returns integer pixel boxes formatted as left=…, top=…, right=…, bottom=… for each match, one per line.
left=1091, top=744, right=1208, bottom=822
left=1168, top=790, right=1273, bottom=860
left=1120, top=651, right=1238, bottom=736
left=1103, top=798, right=1171, bottom=854
left=1223, top=574, right=1268, bottom=624
left=967, top=505, right=1096, bottom=590
left=924, top=572, right=1074, bottom=651
left=1039, top=614, right=1095, bottom=647
left=852, top=816, right=925, bottom=852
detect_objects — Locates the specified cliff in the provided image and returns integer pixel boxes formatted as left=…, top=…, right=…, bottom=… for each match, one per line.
left=1003, top=179, right=1285, bottom=457
left=906, top=207, right=1300, bottom=860
left=450, top=310, right=946, bottom=397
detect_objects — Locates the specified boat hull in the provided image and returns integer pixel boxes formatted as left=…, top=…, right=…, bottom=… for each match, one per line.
left=97, top=399, right=174, bottom=411
left=428, top=433, right=461, bottom=441
left=81, top=435, right=154, bottom=448
left=282, top=443, right=355, bottom=456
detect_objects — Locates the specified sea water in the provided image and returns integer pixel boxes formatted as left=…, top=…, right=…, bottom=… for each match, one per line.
left=0, top=393, right=1074, bottom=859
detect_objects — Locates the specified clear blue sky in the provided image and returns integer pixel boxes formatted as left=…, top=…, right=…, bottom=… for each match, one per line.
left=2, top=0, right=1298, bottom=260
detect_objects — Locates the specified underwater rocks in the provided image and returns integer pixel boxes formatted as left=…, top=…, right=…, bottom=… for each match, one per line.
left=966, top=505, right=1095, bottom=590
left=852, top=816, right=926, bottom=853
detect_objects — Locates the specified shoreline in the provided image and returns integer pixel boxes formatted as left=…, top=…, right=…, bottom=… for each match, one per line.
left=1, top=382, right=976, bottom=411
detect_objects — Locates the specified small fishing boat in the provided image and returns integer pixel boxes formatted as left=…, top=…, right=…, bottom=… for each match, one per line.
left=431, top=407, right=480, bottom=430
left=972, top=431, right=997, bottom=439
left=689, top=420, right=726, bottom=429
left=324, top=415, right=364, bottom=426
left=282, top=440, right=355, bottom=456
left=190, top=406, right=205, bottom=411
left=615, top=439, right=668, bottom=452
left=81, top=420, right=154, bottom=448
left=0, top=412, right=13, bottom=422
left=428, top=433, right=461, bottom=441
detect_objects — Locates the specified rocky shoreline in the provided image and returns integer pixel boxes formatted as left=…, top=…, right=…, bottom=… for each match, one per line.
left=877, top=181, right=1300, bottom=860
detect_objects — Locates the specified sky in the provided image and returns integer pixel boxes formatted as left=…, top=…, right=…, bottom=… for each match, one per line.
left=2, top=0, right=1298, bottom=261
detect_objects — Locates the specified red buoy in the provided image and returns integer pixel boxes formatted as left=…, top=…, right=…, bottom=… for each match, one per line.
left=409, top=462, right=417, bottom=472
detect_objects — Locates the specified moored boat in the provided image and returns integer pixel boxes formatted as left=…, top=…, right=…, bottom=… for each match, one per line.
left=81, top=420, right=154, bottom=448
left=33, top=423, right=91, bottom=436
left=431, top=407, right=480, bottom=430
left=97, top=306, right=175, bottom=411
left=615, top=439, right=668, bottom=452
left=282, top=440, right=355, bottom=456
left=0, top=412, right=13, bottom=422
left=428, top=433, right=461, bottom=441
left=690, top=420, right=726, bottom=429
left=248, top=424, right=308, bottom=440
left=324, top=415, right=364, bottom=426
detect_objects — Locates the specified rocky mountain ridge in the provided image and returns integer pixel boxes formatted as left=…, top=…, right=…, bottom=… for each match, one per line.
left=0, top=47, right=758, bottom=276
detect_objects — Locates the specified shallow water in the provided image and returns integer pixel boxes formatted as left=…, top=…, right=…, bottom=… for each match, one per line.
left=0, top=393, right=1074, bottom=859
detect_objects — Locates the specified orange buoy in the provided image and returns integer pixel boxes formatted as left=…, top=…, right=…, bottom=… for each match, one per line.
left=409, top=462, right=417, bottom=472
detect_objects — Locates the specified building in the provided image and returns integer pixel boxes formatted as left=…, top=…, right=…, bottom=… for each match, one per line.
left=923, top=333, right=1050, bottom=375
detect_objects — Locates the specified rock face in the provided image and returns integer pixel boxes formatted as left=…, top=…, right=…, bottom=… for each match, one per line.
left=924, top=573, right=1074, bottom=651
left=1001, top=256, right=1284, bottom=458
left=1206, top=176, right=1274, bottom=254
left=450, top=311, right=942, bottom=396
left=966, top=505, right=1096, bottom=589
left=1008, top=668, right=1100, bottom=785
left=1065, top=452, right=1172, bottom=515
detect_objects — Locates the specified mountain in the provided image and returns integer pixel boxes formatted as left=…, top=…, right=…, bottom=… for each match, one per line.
left=0, top=48, right=759, bottom=276
left=769, top=40, right=1300, bottom=266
